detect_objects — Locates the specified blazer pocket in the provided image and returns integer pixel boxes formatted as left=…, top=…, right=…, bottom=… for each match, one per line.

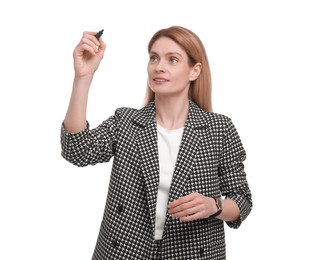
left=195, top=239, right=226, bottom=260
left=186, top=240, right=226, bottom=260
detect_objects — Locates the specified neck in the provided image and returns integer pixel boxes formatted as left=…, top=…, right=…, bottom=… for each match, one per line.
left=155, top=95, right=189, bottom=130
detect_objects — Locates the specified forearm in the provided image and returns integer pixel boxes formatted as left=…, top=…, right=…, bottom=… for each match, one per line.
left=216, top=198, right=240, bottom=222
left=64, top=75, right=93, bottom=133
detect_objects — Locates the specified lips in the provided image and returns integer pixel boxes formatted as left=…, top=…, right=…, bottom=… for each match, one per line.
left=153, top=77, right=169, bottom=82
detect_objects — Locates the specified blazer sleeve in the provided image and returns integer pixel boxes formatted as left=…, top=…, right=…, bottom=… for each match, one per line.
left=60, top=108, right=121, bottom=167
left=218, top=118, right=252, bottom=229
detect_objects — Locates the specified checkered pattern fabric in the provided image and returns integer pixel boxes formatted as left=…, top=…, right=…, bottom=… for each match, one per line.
left=61, top=101, right=252, bottom=259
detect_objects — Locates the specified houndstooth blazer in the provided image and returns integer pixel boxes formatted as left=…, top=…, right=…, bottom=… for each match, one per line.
left=61, top=101, right=252, bottom=260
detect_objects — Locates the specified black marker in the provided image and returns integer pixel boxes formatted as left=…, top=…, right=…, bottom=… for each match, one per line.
left=95, top=29, right=104, bottom=40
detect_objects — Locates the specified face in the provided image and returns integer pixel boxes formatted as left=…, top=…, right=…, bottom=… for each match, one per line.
left=147, top=37, right=201, bottom=98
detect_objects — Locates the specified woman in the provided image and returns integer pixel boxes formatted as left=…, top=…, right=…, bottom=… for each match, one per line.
left=61, top=25, right=252, bottom=259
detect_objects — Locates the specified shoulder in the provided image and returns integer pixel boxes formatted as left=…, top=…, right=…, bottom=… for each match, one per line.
left=190, top=102, right=242, bottom=139
left=191, top=103, right=243, bottom=143
left=113, top=103, right=154, bottom=125
left=115, top=102, right=155, bottom=126
left=205, top=111, right=231, bottom=125
left=112, top=107, right=139, bottom=126
left=204, top=112, right=243, bottom=143
left=202, top=112, right=234, bottom=137
left=114, top=106, right=139, bottom=117
left=190, top=101, right=231, bottom=130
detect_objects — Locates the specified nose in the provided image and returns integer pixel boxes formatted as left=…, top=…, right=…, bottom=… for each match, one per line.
left=155, top=60, right=166, bottom=72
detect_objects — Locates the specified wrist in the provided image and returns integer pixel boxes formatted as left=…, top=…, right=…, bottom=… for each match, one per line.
left=209, top=198, right=223, bottom=219
left=74, top=74, right=94, bottom=82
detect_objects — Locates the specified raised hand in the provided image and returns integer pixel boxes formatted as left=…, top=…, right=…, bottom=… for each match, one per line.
left=73, top=31, right=106, bottom=78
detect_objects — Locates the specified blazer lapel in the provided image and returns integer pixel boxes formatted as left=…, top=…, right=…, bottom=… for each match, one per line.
left=133, top=101, right=209, bottom=237
left=163, top=101, right=208, bottom=231
left=133, top=102, right=160, bottom=235
left=167, top=123, right=200, bottom=202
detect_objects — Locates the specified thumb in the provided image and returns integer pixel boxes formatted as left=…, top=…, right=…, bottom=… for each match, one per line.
left=98, top=38, right=106, bottom=54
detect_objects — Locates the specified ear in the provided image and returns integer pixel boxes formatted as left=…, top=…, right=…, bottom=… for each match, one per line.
left=189, top=63, right=202, bottom=81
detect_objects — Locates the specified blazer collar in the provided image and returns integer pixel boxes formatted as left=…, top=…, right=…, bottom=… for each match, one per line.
left=132, top=100, right=209, bottom=129
left=186, top=100, right=209, bottom=129
left=132, top=101, right=156, bottom=127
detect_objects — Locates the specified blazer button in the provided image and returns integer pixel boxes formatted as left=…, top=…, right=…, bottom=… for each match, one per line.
left=117, top=204, right=124, bottom=214
left=200, top=248, right=205, bottom=256
left=112, top=240, right=118, bottom=248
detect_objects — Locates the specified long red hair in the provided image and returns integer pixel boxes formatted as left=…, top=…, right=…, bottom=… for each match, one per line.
left=143, top=26, right=212, bottom=112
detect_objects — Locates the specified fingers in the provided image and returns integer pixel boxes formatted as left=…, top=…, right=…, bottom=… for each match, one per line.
left=75, top=31, right=106, bottom=56
left=81, top=37, right=99, bottom=54
left=168, top=199, right=197, bottom=215
left=168, top=193, right=200, bottom=219
left=170, top=203, right=204, bottom=219
left=98, top=38, right=106, bottom=51
left=180, top=212, right=204, bottom=222
left=168, top=193, right=215, bottom=222
left=168, top=192, right=199, bottom=209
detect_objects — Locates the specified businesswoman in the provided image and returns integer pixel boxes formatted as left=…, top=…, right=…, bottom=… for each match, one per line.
left=61, top=25, right=252, bottom=259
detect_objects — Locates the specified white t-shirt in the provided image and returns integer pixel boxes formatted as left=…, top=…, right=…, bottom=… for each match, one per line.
left=155, top=123, right=184, bottom=240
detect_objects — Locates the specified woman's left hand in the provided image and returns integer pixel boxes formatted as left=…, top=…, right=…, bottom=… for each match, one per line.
left=168, top=192, right=218, bottom=222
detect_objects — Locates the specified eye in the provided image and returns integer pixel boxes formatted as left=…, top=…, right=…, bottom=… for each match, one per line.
left=149, top=55, right=158, bottom=62
left=169, top=57, right=178, bottom=64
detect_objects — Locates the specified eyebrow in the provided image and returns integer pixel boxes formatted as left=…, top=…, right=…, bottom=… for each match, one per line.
left=149, top=51, right=183, bottom=58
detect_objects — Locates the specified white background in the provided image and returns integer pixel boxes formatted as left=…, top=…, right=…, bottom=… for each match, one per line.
left=0, top=0, right=313, bottom=259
